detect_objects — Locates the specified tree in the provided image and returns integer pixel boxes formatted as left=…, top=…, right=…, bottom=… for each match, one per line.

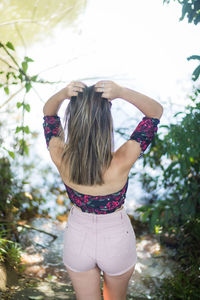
left=0, top=0, right=87, bottom=47
left=163, top=0, right=200, bottom=81
left=163, top=0, right=200, bottom=25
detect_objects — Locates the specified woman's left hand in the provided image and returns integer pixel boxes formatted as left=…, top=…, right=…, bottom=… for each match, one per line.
left=63, top=81, right=86, bottom=98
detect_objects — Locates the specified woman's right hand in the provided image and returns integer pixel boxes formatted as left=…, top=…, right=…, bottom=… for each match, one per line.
left=95, top=80, right=122, bottom=101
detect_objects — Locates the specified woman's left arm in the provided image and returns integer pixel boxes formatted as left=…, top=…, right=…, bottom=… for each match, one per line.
left=43, top=81, right=85, bottom=116
left=43, top=88, right=68, bottom=116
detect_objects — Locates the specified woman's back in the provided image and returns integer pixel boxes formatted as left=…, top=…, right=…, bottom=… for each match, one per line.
left=57, top=145, right=136, bottom=196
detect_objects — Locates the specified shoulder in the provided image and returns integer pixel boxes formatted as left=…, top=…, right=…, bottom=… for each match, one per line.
left=112, top=140, right=141, bottom=175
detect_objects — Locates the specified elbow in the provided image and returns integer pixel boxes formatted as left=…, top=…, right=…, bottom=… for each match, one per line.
left=43, top=104, right=47, bottom=116
left=147, top=103, right=164, bottom=119
left=157, top=104, right=163, bottom=119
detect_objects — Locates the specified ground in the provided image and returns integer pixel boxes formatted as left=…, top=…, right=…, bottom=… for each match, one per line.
left=0, top=215, right=177, bottom=300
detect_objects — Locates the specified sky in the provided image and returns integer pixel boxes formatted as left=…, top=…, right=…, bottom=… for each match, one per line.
left=29, top=0, right=200, bottom=94
left=2, top=0, right=200, bottom=213
left=27, top=0, right=200, bottom=128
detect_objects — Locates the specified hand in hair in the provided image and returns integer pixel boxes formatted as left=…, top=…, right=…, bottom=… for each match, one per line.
left=95, top=80, right=122, bottom=101
left=64, top=81, right=86, bottom=98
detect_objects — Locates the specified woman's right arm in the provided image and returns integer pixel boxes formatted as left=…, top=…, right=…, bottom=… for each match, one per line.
left=118, top=87, right=163, bottom=119
left=95, top=80, right=163, bottom=172
left=95, top=80, right=163, bottom=119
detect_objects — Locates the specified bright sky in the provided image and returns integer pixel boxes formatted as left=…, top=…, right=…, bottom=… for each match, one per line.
left=27, top=0, right=200, bottom=130
left=27, top=0, right=200, bottom=153
left=29, top=0, right=200, bottom=98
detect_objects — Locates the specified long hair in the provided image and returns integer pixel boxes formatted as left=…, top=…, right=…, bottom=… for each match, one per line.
left=61, top=85, right=114, bottom=185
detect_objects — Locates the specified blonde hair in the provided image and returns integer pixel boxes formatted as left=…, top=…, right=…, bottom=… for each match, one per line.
left=61, top=85, right=113, bottom=185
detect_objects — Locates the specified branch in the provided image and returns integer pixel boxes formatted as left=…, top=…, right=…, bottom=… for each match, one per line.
left=0, top=86, right=24, bottom=109
left=17, top=223, right=57, bottom=241
left=1, top=43, right=19, bottom=68
left=0, top=55, right=18, bottom=71
left=15, top=23, right=27, bottom=55
left=0, top=19, right=46, bottom=27
left=31, top=84, right=45, bottom=103
left=0, top=220, right=57, bottom=241
left=37, top=57, right=79, bottom=75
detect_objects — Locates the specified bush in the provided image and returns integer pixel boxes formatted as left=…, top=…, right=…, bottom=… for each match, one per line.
left=136, top=87, right=200, bottom=299
left=137, top=88, right=200, bottom=235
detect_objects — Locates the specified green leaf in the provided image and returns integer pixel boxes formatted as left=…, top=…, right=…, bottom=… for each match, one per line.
left=24, top=56, right=34, bottom=62
left=18, top=72, right=23, bottom=82
left=15, top=126, right=22, bottom=133
left=0, top=248, right=7, bottom=254
left=22, top=61, right=28, bottom=73
left=159, top=125, right=170, bottom=129
left=6, top=42, right=15, bottom=51
left=174, top=112, right=185, bottom=117
left=24, top=103, right=31, bottom=112
left=150, top=209, right=160, bottom=233
left=25, top=82, right=32, bottom=93
left=187, top=55, right=200, bottom=61
left=142, top=210, right=150, bottom=222
left=4, top=86, right=9, bottom=95
left=192, top=65, right=200, bottom=81
left=8, top=151, right=15, bottom=159
left=24, top=145, right=29, bottom=155
left=24, top=126, right=30, bottom=134
left=31, top=75, right=38, bottom=82
left=16, top=102, right=23, bottom=109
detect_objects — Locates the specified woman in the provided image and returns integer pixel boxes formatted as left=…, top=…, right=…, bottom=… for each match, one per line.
left=43, top=80, right=163, bottom=300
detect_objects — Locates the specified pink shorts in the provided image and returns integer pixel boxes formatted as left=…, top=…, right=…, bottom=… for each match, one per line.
left=63, top=205, right=137, bottom=276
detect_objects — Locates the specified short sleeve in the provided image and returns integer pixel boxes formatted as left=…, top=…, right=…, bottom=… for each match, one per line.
left=129, top=117, right=160, bottom=157
left=43, top=115, right=62, bottom=149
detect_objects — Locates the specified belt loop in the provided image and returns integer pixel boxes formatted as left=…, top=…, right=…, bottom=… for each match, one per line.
left=71, top=205, right=74, bottom=215
left=120, top=211, right=123, bottom=219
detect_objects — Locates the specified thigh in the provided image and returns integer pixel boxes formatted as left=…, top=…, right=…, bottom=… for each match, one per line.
left=103, top=265, right=135, bottom=300
left=66, top=266, right=102, bottom=300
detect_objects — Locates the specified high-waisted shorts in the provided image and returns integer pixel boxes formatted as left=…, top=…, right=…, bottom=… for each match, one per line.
left=63, top=205, right=137, bottom=276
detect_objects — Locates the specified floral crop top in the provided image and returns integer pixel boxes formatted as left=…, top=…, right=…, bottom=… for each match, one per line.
left=43, top=115, right=159, bottom=214
left=64, top=181, right=128, bottom=214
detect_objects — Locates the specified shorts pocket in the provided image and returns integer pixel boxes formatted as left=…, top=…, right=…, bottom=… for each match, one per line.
left=104, top=222, right=134, bottom=258
left=63, top=223, right=86, bottom=256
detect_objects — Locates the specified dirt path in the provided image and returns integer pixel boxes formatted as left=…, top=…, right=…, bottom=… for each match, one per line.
left=0, top=216, right=176, bottom=300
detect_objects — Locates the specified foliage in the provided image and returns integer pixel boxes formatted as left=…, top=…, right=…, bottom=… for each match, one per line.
left=0, top=238, right=22, bottom=271
left=187, top=55, right=200, bottom=81
left=163, top=0, right=200, bottom=25
left=0, top=154, right=55, bottom=269
left=0, top=0, right=87, bottom=46
left=153, top=266, right=200, bottom=300
left=162, top=0, right=200, bottom=81
left=0, top=40, right=67, bottom=270
left=137, top=87, right=200, bottom=234
left=0, top=40, right=61, bottom=158
left=0, top=156, right=44, bottom=221
left=136, top=86, right=200, bottom=298
left=152, top=218, right=200, bottom=300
